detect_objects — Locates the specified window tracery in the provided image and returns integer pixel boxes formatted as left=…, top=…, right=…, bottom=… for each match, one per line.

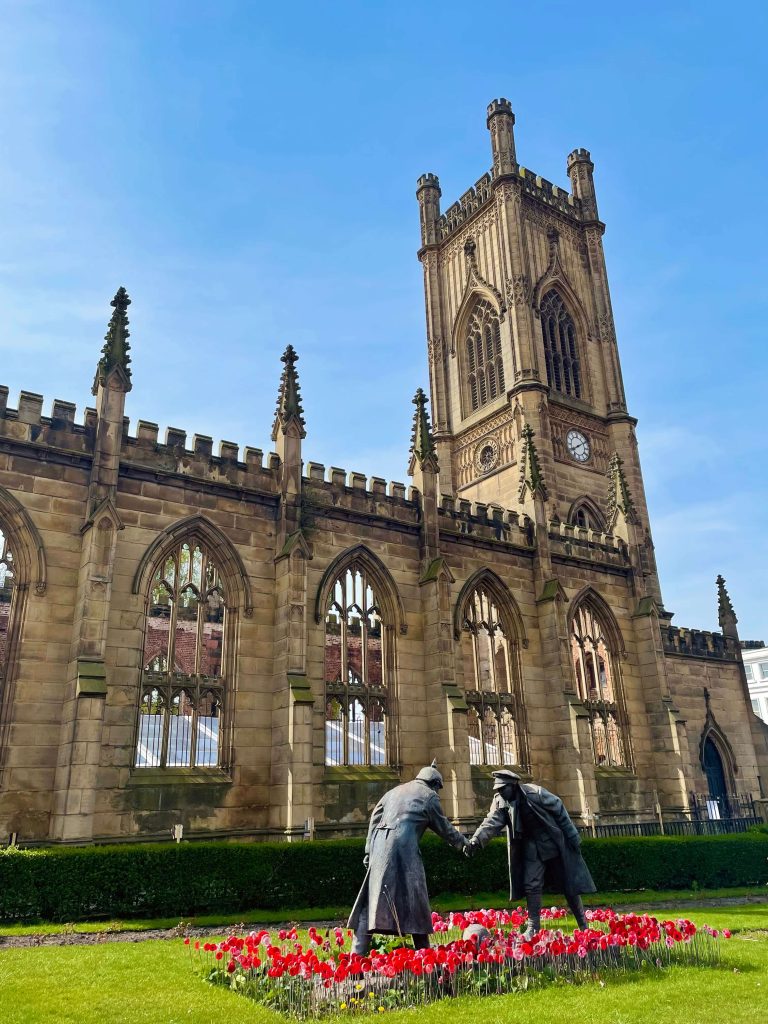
left=324, top=565, right=388, bottom=767
left=0, top=528, right=16, bottom=695
left=466, top=299, right=505, bottom=412
left=541, top=290, right=582, bottom=399
left=569, top=498, right=606, bottom=533
left=135, top=540, right=226, bottom=768
left=570, top=600, right=629, bottom=769
left=460, top=583, right=526, bottom=768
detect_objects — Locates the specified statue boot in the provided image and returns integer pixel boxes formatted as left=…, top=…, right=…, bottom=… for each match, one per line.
left=521, top=893, right=541, bottom=941
left=566, top=893, right=589, bottom=931
left=351, top=922, right=371, bottom=955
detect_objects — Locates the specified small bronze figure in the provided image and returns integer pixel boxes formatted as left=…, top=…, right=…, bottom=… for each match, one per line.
left=348, top=765, right=469, bottom=954
left=467, top=769, right=596, bottom=939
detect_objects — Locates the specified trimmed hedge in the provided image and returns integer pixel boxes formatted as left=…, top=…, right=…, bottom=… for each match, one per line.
left=1, top=832, right=767, bottom=923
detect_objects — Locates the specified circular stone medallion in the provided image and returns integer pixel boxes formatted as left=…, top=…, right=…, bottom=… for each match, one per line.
left=475, top=438, right=499, bottom=474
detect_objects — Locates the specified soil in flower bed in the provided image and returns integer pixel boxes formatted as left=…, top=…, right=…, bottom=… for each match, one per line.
left=3, top=891, right=766, bottom=948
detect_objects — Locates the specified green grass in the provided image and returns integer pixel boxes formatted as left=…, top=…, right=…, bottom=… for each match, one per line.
left=1, top=885, right=765, bottom=936
left=0, top=907, right=766, bottom=1024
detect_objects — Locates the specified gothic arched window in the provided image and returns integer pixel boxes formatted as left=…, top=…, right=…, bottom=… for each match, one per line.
left=135, top=540, right=226, bottom=768
left=0, top=528, right=16, bottom=700
left=466, top=299, right=505, bottom=412
left=569, top=498, right=606, bottom=533
left=570, top=599, right=630, bottom=769
left=460, top=581, right=526, bottom=769
left=541, top=290, right=582, bottom=399
left=324, top=564, right=389, bottom=766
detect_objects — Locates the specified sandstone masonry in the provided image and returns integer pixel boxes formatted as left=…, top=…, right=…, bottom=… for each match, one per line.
left=0, top=102, right=765, bottom=844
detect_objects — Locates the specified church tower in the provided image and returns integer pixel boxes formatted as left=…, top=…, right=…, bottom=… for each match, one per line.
left=416, top=100, right=662, bottom=607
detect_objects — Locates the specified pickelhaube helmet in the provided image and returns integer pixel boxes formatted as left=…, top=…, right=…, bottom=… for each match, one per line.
left=491, top=769, right=521, bottom=790
left=416, top=759, right=444, bottom=789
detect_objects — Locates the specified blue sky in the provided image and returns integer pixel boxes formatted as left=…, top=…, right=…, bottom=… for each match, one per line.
left=1, top=1, right=765, bottom=638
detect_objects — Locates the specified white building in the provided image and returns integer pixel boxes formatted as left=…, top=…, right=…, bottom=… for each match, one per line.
left=743, top=643, right=768, bottom=724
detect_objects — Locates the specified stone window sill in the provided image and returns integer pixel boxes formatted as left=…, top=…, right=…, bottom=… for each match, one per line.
left=471, top=764, right=531, bottom=780
left=324, top=765, right=401, bottom=783
left=548, top=393, right=596, bottom=418
left=128, top=767, right=233, bottom=786
left=594, top=766, right=636, bottom=777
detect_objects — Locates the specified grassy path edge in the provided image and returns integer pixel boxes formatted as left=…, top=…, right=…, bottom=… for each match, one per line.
left=1, top=886, right=766, bottom=946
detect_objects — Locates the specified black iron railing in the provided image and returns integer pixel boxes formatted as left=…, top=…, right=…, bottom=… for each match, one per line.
left=689, top=791, right=755, bottom=821
left=578, top=817, right=760, bottom=839
left=576, top=792, right=761, bottom=839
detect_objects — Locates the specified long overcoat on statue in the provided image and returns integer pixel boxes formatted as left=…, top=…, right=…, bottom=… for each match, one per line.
left=472, top=783, right=596, bottom=901
left=348, top=778, right=467, bottom=936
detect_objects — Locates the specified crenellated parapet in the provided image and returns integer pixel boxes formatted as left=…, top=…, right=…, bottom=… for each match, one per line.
left=515, top=166, right=582, bottom=221
left=291, top=465, right=540, bottom=548
left=438, top=172, right=494, bottom=239
left=435, top=164, right=582, bottom=243
left=662, top=625, right=740, bottom=661
left=0, top=387, right=95, bottom=455
left=0, top=385, right=283, bottom=492
left=438, top=494, right=534, bottom=548
left=306, top=464, right=416, bottom=499
left=121, top=421, right=281, bottom=491
left=547, top=519, right=631, bottom=572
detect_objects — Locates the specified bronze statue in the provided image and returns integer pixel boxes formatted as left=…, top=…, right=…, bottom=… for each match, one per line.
left=348, top=765, right=469, bottom=953
left=467, top=769, right=596, bottom=939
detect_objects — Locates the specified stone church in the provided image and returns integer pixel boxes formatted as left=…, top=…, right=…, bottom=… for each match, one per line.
left=0, top=100, right=765, bottom=844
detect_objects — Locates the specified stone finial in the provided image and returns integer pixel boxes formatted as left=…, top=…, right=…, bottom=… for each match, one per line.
left=272, top=344, right=306, bottom=441
left=92, top=287, right=132, bottom=395
left=716, top=575, right=738, bottom=631
left=410, top=388, right=438, bottom=471
left=605, top=452, right=638, bottom=525
left=518, top=423, right=548, bottom=500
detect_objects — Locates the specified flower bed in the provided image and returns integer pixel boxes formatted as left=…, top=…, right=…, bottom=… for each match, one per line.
left=187, top=907, right=729, bottom=1017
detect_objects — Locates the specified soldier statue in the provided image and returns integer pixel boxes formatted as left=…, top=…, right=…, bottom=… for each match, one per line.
left=467, top=769, right=596, bottom=939
left=348, top=764, right=469, bottom=954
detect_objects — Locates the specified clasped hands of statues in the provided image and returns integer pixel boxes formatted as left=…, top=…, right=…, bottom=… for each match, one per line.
left=364, top=831, right=581, bottom=864
left=461, top=832, right=581, bottom=858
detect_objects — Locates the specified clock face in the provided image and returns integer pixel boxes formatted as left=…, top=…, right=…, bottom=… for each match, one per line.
left=566, top=429, right=591, bottom=463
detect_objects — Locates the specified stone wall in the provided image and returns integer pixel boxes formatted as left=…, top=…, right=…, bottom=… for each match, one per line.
left=0, top=363, right=766, bottom=845
left=0, top=101, right=765, bottom=846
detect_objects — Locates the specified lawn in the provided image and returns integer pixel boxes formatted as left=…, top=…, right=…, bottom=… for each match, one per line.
left=1, top=906, right=766, bottom=1024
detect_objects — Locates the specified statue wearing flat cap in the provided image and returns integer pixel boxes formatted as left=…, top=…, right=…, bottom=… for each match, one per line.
left=466, top=770, right=595, bottom=939
left=348, top=763, right=470, bottom=953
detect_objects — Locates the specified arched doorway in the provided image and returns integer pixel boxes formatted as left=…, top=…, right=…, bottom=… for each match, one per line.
left=702, top=736, right=729, bottom=815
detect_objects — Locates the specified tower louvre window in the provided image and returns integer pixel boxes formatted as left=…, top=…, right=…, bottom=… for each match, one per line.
left=541, top=290, right=581, bottom=399
left=465, top=299, right=505, bottom=412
